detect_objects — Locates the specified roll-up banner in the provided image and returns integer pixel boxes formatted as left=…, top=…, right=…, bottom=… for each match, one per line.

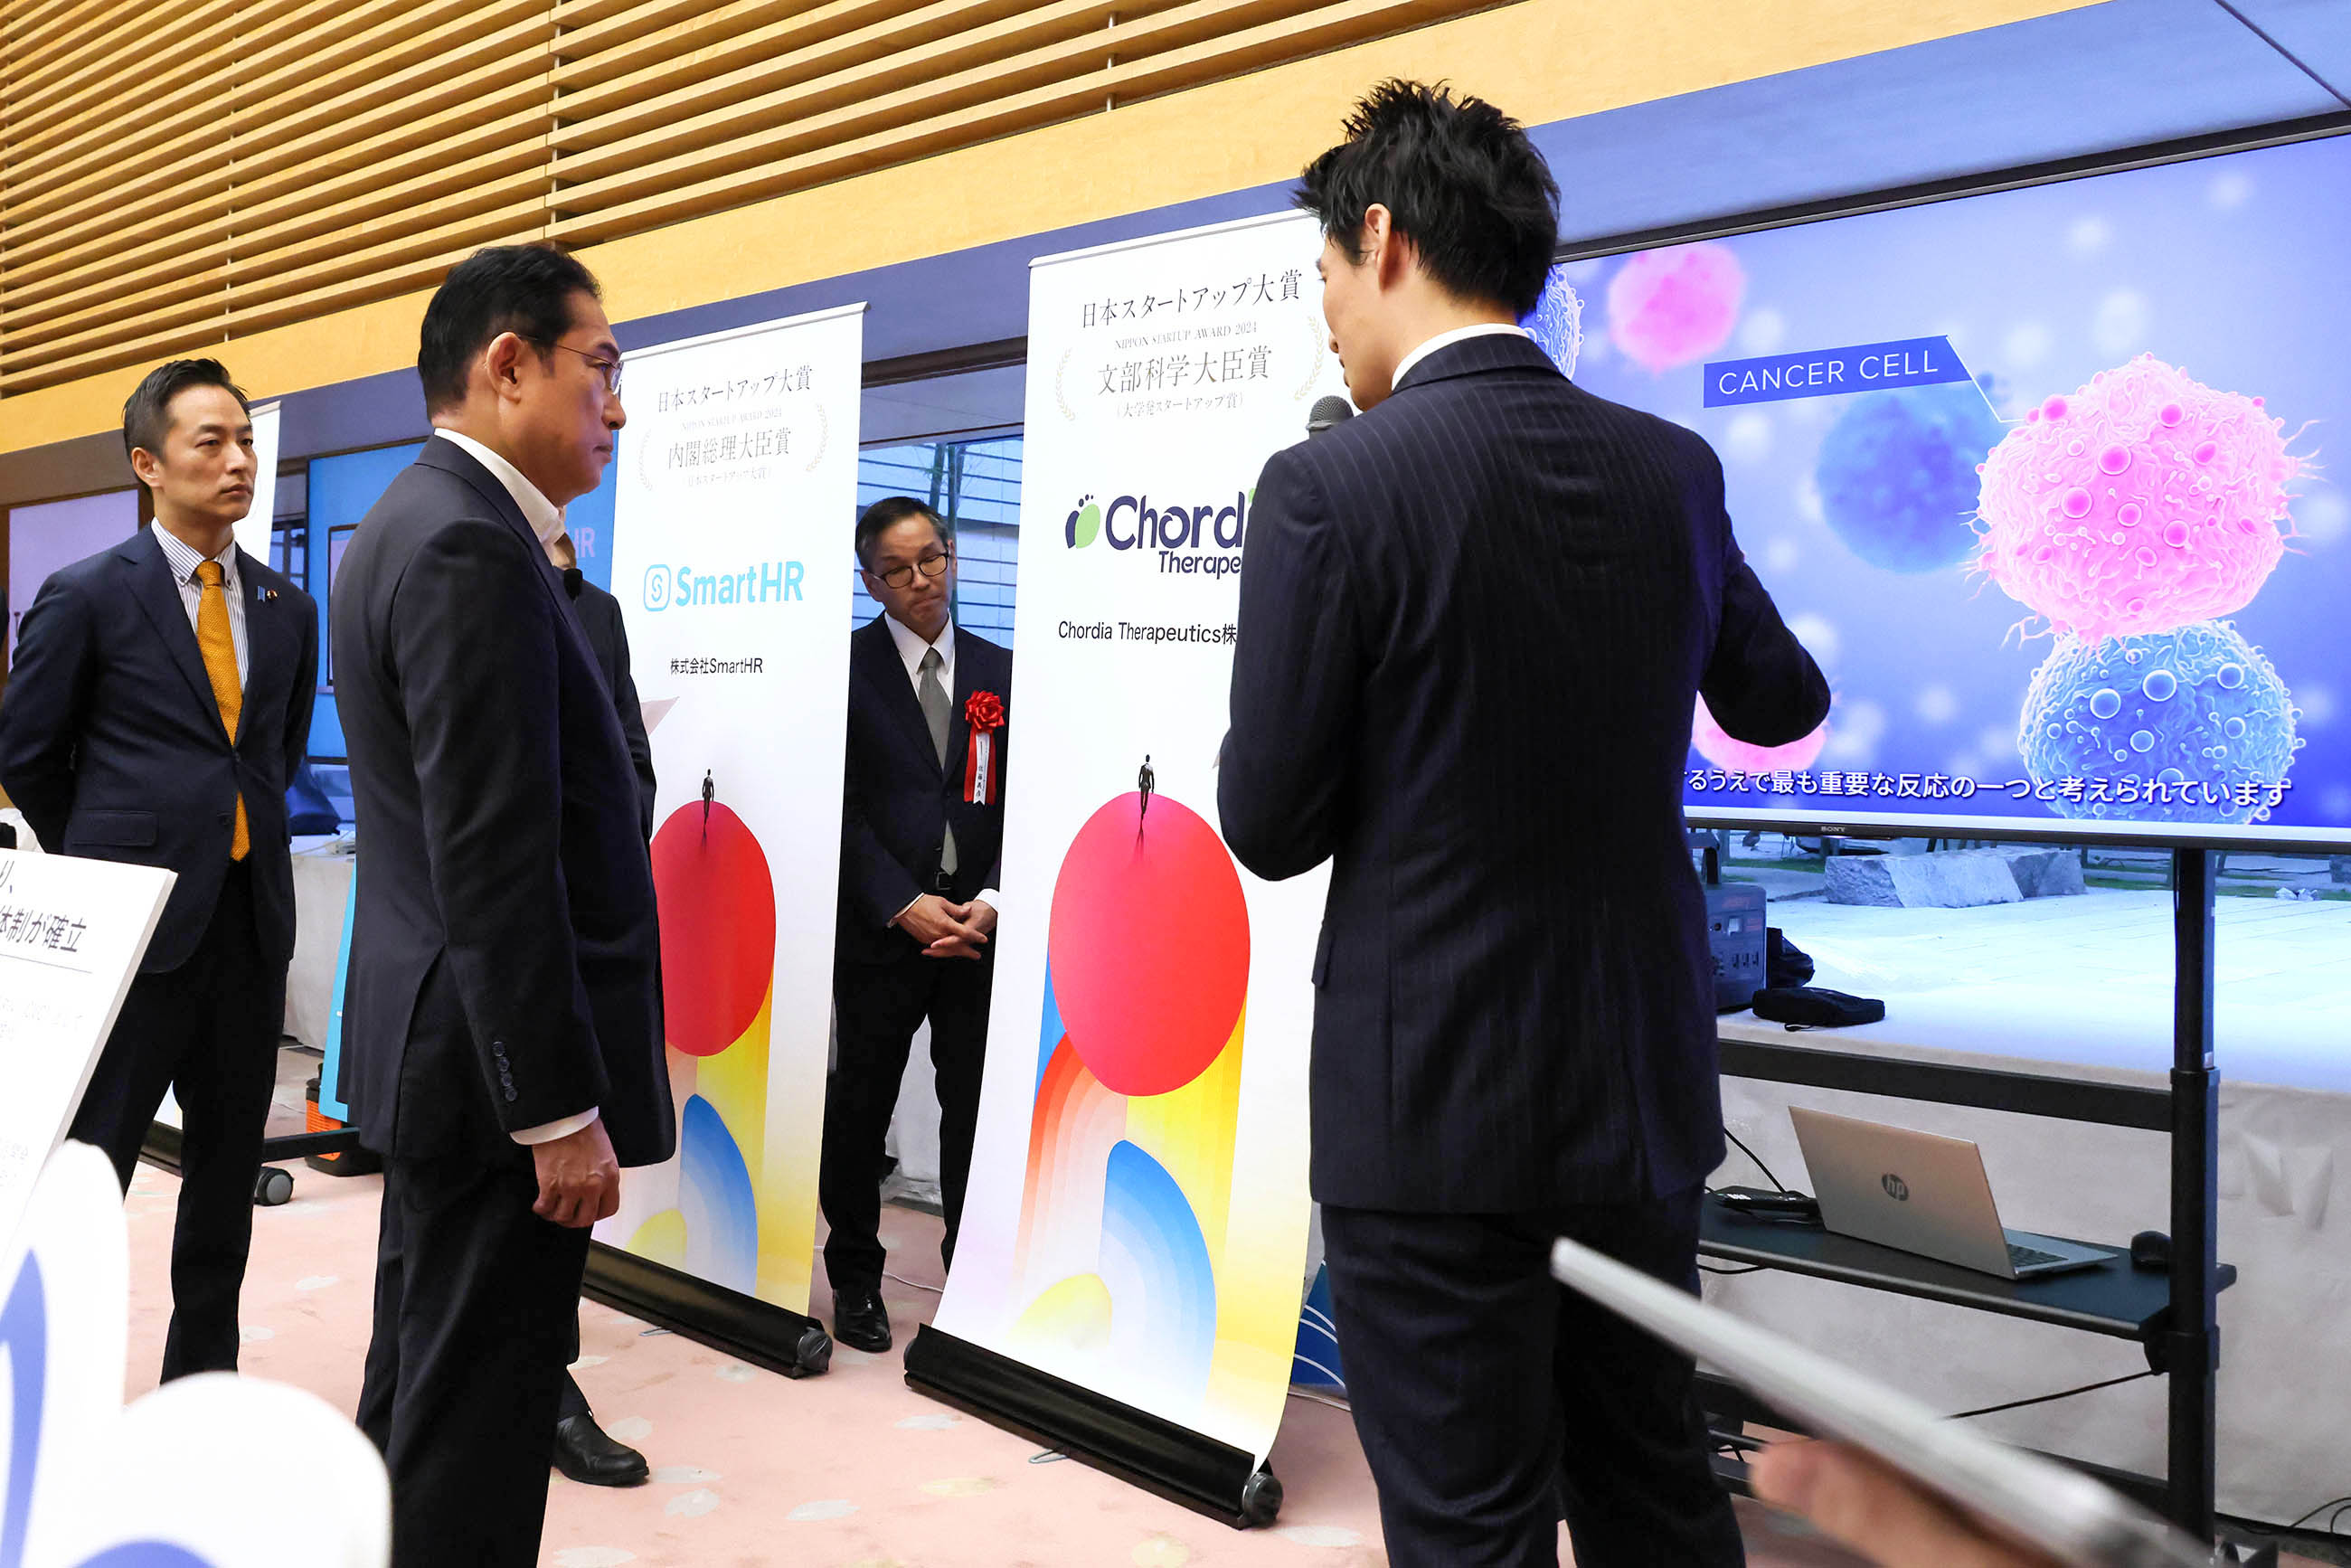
left=594, top=304, right=864, bottom=1373
left=911, top=213, right=1341, bottom=1521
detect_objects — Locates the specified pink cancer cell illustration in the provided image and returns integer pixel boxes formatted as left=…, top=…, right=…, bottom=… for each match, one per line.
left=1693, top=694, right=1828, bottom=774
left=1973, top=354, right=2299, bottom=642
left=1607, top=242, right=1746, bottom=373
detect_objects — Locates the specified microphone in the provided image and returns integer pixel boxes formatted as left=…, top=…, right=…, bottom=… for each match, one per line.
left=562, top=565, right=584, bottom=600
left=1307, top=396, right=1354, bottom=437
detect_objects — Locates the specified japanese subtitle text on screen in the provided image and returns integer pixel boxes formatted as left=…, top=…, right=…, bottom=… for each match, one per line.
left=1683, top=770, right=2295, bottom=808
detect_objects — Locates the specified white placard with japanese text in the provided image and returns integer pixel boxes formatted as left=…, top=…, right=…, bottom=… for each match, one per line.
left=0, top=849, right=175, bottom=1249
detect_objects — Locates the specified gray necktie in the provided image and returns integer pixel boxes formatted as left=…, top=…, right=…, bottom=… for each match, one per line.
left=920, top=647, right=959, bottom=875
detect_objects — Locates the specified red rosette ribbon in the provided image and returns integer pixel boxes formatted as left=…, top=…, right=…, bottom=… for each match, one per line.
left=963, top=690, right=1006, bottom=804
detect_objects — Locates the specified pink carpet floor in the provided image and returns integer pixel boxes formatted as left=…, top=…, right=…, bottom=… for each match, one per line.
left=122, top=1158, right=1901, bottom=1567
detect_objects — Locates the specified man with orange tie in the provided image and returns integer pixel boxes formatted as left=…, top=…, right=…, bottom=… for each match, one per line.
left=0, top=359, right=317, bottom=1381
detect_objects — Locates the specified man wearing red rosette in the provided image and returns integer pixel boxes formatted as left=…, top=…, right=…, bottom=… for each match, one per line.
left=824, top=496, right=1013, bottom=1354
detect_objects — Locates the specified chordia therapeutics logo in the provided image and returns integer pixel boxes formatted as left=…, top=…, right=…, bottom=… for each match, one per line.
left=1063, top=490, right=1250, bottom=579
left=642, top=558, right=807, bottom=612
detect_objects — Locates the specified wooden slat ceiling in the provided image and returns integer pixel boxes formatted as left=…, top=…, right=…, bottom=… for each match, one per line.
left=0, top=0, right=1493, bottom=394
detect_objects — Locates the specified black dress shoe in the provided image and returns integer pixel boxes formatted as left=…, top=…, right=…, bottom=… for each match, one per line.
left=552, top=1412, right=650, bottom=1487
left=833, top=1287, right=892, bottom=1353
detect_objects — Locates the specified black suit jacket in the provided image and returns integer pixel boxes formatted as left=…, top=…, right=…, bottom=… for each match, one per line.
left=330, top=435, right=674, bottom=1167
left=1219, top=334, right=1828, bottom=1213
left=836, top=615, right=1012, bottom=966
left=565, top=571, right=657, bottom=841
left=0, top=527, right=316, bottom=973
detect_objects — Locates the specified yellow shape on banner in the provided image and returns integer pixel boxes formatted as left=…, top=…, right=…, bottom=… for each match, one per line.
left=1119, top=1007, right=1244, bottom=1270
left=1013, top=1272, right=1113, bottom=1352
left=630, top=1208, right=690, bottom=1270
left=1206, top=1336, right=1296, bottom=1430
left=1204, top=1161, right=1319, bottom=1430
left=694, top=982, right=772, bottom=1175
left=689, top=982, right=807, bottom=1306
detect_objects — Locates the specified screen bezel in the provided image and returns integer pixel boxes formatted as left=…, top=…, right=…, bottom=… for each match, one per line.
left=1553, top=111, right=2351, bottom=853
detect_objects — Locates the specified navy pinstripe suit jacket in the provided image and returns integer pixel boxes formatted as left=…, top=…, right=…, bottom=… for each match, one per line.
left=1220, top=332, right=1828, bottom=1213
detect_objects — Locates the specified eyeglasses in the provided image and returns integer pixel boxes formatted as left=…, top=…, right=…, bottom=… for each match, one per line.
left=869, top=550, right=952, bottom=590
left=539, top=340, right=625, bottom=397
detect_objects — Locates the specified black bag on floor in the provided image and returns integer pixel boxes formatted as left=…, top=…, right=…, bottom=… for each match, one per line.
left=1751, top=986, right=1884, bottom=1029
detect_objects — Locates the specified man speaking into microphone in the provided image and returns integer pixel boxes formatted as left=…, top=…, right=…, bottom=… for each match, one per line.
left=1219, top=81, right=1827, bottom=1566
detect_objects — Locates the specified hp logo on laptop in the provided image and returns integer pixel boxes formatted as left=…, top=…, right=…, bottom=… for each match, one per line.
left=1882, top=1173, right=1911, bottom=1202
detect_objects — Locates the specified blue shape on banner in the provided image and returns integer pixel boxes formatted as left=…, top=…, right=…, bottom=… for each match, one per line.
left=1100, top=1141, right=1215, bottom=1393
left=1036, top=964, right=1067, bottom=1093
left=678, top=1095, right=759, bottom=1292
left=1704, top=336, right=1971, bottom=407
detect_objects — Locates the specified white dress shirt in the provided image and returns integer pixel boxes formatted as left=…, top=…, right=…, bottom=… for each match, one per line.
left=433, top=428, right=598, bottom=1149
left=1391, top=321, right=1531, bottom=390
left=882, top=611, right=1002, bottom=923
left=150, top=523, right=248, bottom=688
left=436, top=429, right=567, bottom=551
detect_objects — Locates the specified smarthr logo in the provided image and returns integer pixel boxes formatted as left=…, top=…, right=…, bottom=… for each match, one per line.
left=641, top=558, right=805, bottom=612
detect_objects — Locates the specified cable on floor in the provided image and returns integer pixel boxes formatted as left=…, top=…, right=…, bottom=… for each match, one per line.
left=1946, top=1369, right=2155, bottom=1421
left=1722, top=1128, right=1789, bottom=1193
left=2281, top=1495, right=2351, bottom=1534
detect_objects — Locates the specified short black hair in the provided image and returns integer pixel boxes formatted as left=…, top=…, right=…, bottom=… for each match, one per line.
left=122, top=359, right=250, bottom=472
left=417, top=243, right=602, bottom=414
left=855, top=496, right=948, bottom=572
left=1295, top=80, right=1559, bottom=317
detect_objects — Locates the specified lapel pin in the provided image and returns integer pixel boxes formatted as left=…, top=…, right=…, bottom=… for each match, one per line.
left=262, top=587, right=279, bottom=602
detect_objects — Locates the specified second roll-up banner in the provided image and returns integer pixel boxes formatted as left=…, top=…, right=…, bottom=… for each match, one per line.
left=598, top=303, right=865, bottom=1366
left=911, top=213, right=1344, bottom=1520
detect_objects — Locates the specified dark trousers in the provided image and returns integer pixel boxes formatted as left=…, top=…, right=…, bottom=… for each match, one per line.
left=557, top=1328, right=590, bottom=1422
left=818, top=945, right=992, bottom=1296
left=68, top=860, right=279, bottom=1382
left=356, top=974, right=592, bottom=1568
left=1320, top=1187, right=1744, bottom=1568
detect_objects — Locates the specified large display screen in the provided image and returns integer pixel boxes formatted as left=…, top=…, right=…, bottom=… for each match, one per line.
left=1545, top=131, right=2351, bottom=850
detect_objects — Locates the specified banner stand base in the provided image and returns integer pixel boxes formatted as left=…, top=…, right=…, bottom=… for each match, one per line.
left=583, top=1241, right=832, bottom=1380
left=904, top=1324, right=1281, bottom=1528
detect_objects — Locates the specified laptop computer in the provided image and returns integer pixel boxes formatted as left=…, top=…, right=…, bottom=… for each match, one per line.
left=1788, top=1107, right=2115, bottom=1280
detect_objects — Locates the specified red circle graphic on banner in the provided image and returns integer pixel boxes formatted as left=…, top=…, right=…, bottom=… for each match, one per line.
left=651, top=800, right=776, bottom=1056
left=1047, top=791, right=1249, bottom=1097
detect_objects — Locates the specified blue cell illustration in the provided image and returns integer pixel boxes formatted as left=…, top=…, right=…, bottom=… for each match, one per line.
left=2017, top=620, right=2301, bottom=823
left=1815, top=379, right=2007, bottom=572
left=1518, top=265, right=1584, bottom=379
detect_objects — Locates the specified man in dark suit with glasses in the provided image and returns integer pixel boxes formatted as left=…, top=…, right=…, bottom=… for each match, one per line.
left=334, top=243, right=672, bottom=1567
left=821, top=496, right=1012, bottom=1354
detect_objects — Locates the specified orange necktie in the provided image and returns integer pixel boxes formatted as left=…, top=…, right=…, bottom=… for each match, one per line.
left=194, top=560, right=249, bottom=861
